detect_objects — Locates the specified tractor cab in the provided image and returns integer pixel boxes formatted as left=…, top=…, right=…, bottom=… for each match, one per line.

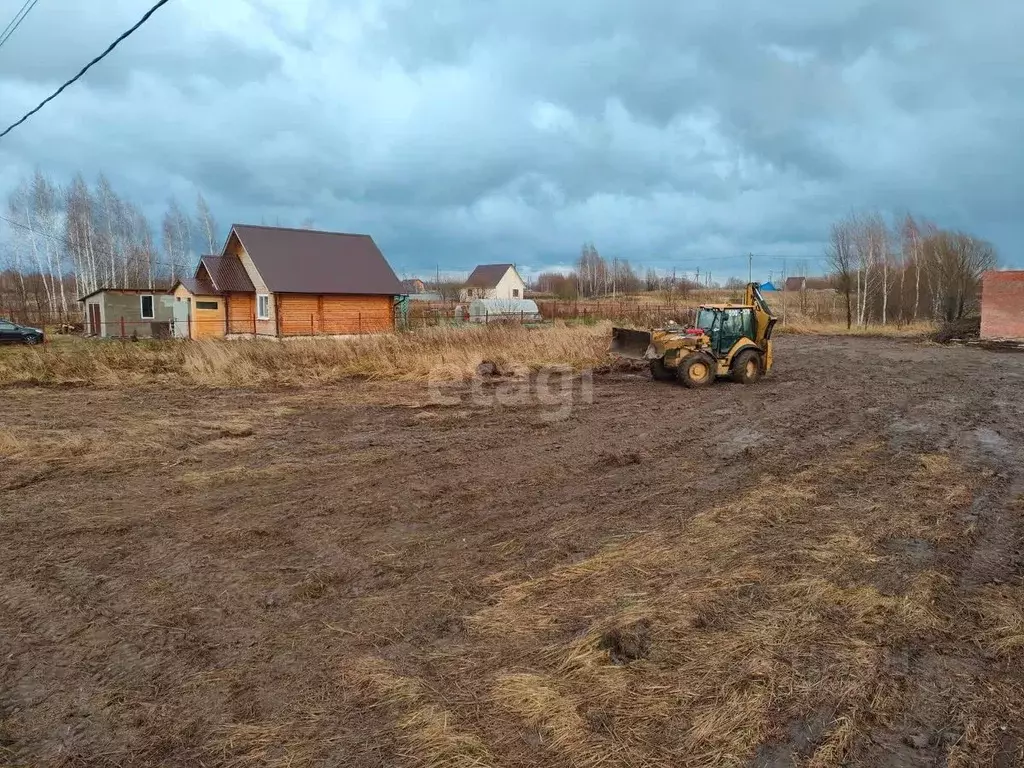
left=694, top=305, right=757, bottom=359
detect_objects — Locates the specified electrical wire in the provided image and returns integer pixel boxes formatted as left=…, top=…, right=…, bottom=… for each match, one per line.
left=0, top=0, right=173, bottom=139
left=0, top=0, right=38, bottom=50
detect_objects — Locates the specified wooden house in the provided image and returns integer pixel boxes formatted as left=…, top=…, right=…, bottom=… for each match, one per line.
left=170, top=224, right=404, bottom=338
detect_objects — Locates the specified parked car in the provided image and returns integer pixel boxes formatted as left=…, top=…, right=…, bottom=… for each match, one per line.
left=0, top=319, right=44, bottom=345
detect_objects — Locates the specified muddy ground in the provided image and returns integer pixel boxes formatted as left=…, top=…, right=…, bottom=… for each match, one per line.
left=2, top=336, right=1023, bottom=767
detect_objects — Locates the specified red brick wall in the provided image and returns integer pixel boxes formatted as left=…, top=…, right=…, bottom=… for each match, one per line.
left=981, top=271, right=1024, bottom=340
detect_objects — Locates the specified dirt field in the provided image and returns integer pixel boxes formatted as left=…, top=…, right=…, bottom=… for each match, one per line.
left=2, top=336, right=1023, bottom=767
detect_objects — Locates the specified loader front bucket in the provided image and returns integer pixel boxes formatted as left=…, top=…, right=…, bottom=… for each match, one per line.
left=609, top=327, right=654, bottom=360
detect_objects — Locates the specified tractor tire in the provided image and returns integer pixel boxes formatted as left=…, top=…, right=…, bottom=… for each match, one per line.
left=650, top=358, right=674, bottom=382
left=677, top=353, right=715, bottom=388
left=731, top=349, right=763, bottom=385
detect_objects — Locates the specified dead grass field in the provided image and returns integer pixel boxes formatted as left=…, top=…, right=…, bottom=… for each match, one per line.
left=1, top=336, right=1023, bottom=767
left=0, top=324, right=613, bottom=388
left=0, top=318, right=934, bottom=389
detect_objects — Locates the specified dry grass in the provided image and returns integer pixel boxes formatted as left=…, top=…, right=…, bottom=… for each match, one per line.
left=346, top=658, right=494, bottom=768
left=321, top=442, right=1000, bottom=767
left=0, top=316, right=939, bottom=389
left=0, top=323, right=612, bottom=388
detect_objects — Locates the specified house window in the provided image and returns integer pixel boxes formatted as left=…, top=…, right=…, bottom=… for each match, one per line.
left=140, top=295, right=154, bottom=319
left=512, top=288, right=520, bottom=298
left=257, top=294, right=271, bottom=320
left=196, top=301, right=219, bottom=310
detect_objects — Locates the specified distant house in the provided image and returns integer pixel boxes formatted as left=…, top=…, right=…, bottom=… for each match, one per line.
left=785, top=276, right=834, bottom=292
left=460, top=264, right=527, bottom=302
left=401, top=278, right=426, bottom=294
left=79, top=288, right=174, bottom=338
left=981, top=270, right=1024, bottom=340
left=170, top=224, right=404, bottom=338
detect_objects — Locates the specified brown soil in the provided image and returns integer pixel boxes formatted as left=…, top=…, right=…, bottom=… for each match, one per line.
left=2, top=336, right=1023, bottom=767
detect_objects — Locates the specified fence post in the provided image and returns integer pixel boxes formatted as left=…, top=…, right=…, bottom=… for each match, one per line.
left=120, top=316, right=125, bottom=338
left=187, top=313, right=191, bottom=339
left=311, top=313, right=315, bottom=337
left=485, top=310, right=488, bottom=325
left=253, top=312, right=256, bottom=336
left=358, top=312, right=362, bottom=335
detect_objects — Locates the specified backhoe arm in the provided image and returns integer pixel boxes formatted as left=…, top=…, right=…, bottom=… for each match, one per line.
left=746, top=282, right=778, bottom=370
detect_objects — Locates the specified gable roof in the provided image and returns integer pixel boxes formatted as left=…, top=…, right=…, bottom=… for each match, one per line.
left=228, top=224, right=403, bottom=295
left=786, top=276, right=834, bottom=291
left=464, top=264, right=515, bottom=288
left=201, top=255, right=254, bottom=293
left=173, top=275, right=217, bottom=295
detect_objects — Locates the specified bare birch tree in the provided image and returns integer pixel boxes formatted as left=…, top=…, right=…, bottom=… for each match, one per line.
left=195, top=192, right=218, bottom=253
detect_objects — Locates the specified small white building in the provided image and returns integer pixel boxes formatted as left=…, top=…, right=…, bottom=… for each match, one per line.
left=459, top=264, right=527, bottom=303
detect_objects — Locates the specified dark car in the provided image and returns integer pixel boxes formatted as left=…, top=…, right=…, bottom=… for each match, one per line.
left=0, top=319, right=44, bottom=345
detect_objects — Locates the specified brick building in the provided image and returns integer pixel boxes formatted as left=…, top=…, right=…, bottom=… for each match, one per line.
left=981, top=270, right=1024, bottom=340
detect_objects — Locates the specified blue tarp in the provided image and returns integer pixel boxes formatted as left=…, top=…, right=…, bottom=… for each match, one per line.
left=759, top=281, right=778, bottom=292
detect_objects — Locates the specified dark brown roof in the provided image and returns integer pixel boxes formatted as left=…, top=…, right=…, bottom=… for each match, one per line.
left=174, top=275, right=217, bottom=295
left=785, top=276, right=834, bottom=291
left=229, top=224, right=402, bottom=295
left=201, top=255, right=255, bottom=293
left=464, top=264, right=514, bottom=288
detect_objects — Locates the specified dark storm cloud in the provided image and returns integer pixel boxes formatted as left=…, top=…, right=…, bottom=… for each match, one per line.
left=0, top=0, right=1021, bottom=279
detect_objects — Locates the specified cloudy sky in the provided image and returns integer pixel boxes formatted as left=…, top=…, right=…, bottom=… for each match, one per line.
left=0, top=0, right=1021, bottom=280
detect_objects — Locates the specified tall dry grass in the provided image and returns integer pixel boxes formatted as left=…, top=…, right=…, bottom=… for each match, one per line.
left=0, top=315, right=934, bottom=389
left=0, top=323, right=613, bottom=388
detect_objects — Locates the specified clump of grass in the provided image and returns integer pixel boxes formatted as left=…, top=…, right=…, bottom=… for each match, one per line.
left=347, top=658, right=494, bottom=768
left=0, top=323, right=613, bottom=388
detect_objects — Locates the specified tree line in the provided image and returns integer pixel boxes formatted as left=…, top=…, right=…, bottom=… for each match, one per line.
left=530, top=243, right=704, bottom=299
left=1, top=169, right=221, bottom=323
left=827, top=212, right=997, bottom=327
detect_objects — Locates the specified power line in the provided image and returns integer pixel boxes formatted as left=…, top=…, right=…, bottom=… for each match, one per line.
left=0, top=0, right=173, bottom=139
left=0, top=0, right=38, bottom=50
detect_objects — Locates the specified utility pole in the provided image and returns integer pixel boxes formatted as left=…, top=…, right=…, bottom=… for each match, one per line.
left=748, top=252, right=753, bottom=283
left=782, top=258, right=788, bottom=326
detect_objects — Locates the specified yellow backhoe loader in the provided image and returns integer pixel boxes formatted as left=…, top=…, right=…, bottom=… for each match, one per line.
left=609, top=282, right=778, bottom=387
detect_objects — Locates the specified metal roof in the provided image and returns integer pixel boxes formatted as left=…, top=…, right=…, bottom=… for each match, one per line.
left=78, top=287, right=166, bottom=302
left=229, top=224, right=403, bottom=295
left=175, top=275, right=217, bottom=295
left=201, top=255, right=255, bottom=293
left=464, top=264, right=515, bottom=288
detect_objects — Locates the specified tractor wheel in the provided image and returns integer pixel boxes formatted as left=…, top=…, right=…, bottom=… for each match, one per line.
left=677, top=353, right=715, bottom=388
left=731, top=349, right=762, bottom=385
left=650, top=358, right=674, bottom=382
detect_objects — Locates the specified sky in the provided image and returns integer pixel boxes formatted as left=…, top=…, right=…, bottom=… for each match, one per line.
left=0, top=0, right=1021, bottom=281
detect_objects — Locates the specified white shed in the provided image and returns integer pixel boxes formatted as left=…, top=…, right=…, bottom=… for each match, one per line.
left=468, top=298, right=541, bottom=323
